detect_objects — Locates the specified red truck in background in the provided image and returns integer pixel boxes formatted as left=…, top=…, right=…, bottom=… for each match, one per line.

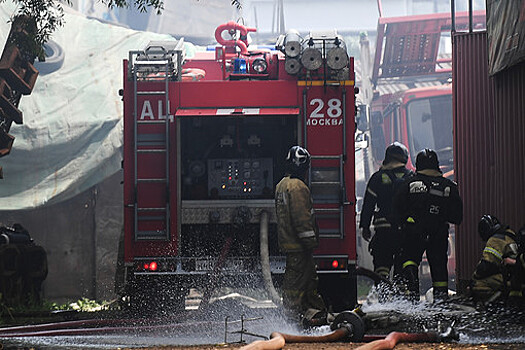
left=356, top=11, right=486, bottom=293
left=121, top=22, right=358, bottom=312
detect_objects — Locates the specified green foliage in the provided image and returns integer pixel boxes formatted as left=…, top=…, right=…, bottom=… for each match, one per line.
left=102, top=0, right=164, bottom=14
left=1, top=0, right=240, bottom=60
left=0, top=0, right=166, bottom=60
left=66, top=297, right=112, bottom=311
left=0, top=0, right=69, bottom=60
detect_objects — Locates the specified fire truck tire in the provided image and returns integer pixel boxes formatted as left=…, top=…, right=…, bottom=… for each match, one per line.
left=33, top=40, right=65, bottom=75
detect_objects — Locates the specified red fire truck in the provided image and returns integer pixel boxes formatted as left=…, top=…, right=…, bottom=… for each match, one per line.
left=362, top=11, right=486, bottom=175
left=121, top=22, right=358, bottom=312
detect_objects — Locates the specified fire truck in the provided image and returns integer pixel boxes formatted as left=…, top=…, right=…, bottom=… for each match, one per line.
left=360, top=11, right=486, bottom=175
left=121, top=22, right=358, bottom=312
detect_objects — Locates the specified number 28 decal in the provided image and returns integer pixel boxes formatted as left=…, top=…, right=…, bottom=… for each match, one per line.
left=309, top=98, right=342, bottom=118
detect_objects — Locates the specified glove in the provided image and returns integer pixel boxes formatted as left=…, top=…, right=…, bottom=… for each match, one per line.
left=361, top=227, right=371, bottom=242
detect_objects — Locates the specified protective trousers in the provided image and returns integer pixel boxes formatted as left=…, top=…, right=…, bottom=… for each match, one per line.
left=399, top=223, right=449, bottom=300
left=283, top=250, right=326, bottom=321
left=369, top=226, right=402, bottom=279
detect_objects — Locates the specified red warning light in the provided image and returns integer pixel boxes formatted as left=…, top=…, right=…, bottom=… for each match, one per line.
left=149, top=261, right=158, bottom=271
left=332, top=260, right=339, bottom=269
left=143, top=263, right=149, bottom=270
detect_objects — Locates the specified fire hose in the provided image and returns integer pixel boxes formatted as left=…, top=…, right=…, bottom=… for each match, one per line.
left=240, top=329, right=454, bottom=350
left=239, top=311, right=458, bottom=350
left=353, top=331, right=443, bottom=350
left=259, top=210, right=281, bottom=305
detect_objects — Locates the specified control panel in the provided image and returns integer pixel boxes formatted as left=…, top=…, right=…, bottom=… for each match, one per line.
left=207, top=158, right=273, bottom=198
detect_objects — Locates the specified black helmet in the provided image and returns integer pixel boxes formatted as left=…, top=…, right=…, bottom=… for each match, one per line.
left=416, top=148, right=440, bottom=172
left=383, top=142, right=409, bottom=165
left=285, top=145, right=311, bottom=175
left=478, top=214, right=502, bottom=241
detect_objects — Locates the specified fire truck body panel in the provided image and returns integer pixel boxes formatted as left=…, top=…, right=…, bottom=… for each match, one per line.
left=122, top=26, right=357, bottom=310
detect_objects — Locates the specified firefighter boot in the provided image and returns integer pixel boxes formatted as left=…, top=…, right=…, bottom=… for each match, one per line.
left=433, top=284, right=449, bottom=302
left=401, top=264, right=420, bottom=302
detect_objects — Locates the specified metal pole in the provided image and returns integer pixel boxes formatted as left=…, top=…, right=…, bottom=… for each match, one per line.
left=469, top=0, right=473, bottom=33
left=451, top=0, right=456, bottom=33
left=376, top=0, right=383, bottom=17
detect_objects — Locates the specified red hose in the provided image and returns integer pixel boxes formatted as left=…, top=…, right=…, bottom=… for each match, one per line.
left=0, top=320, right=223, bottom=337
left=214, top=21, right=256, bottom=55
left=270, top=328, right=350, bottom=343
left=354, top=331, right=440, bottom=350
left=0, top=318, right=131, bottom=334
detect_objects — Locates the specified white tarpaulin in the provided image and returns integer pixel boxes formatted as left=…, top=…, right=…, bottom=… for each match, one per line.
left=0, top=1, right=178, bottom=210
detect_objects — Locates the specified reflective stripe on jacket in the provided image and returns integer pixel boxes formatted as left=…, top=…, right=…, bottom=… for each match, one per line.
left=471, top=229, right=519, bottom=298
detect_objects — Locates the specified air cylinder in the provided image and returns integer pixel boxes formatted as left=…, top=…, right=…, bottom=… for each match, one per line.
left=285, top=57, right=302, bottom=75
left=326, top=36, right=349, bottom=70
left=283, top=29, right=302, bottom=58
left=301, top=46, right=323, bottom=71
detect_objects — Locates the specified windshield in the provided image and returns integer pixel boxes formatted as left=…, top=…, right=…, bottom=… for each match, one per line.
left=406, top=95, right=453, bottom=166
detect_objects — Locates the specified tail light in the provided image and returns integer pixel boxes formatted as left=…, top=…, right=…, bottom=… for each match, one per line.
left=141, top=261, right=159, bottom=272
left=315, top=257, right=347, bottom=272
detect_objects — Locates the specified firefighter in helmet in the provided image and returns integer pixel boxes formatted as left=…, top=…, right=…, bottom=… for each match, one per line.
left=275, top=145, right=328, bottom=327
left=471, top=215, right=524, bottom=305
left=393, top=148, right=463, bottom=301
left=360, top=142, right=413, bottom=280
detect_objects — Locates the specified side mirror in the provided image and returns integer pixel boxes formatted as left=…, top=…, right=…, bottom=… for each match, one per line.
left=356, top=104, right=370, bottom=131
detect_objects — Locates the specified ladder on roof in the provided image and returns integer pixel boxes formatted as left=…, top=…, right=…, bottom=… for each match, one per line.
left=129, top=41, right=184, bottom=241
left=305, top=89, right=350, bottom=239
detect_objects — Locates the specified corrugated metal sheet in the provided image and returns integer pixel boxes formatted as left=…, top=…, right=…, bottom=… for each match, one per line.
left=453, top=31, right=525, bottom=292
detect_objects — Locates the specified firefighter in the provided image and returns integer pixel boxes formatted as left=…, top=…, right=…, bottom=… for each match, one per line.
left=275, top=145, right=328, bottom=327
left=471, top=215, right=524, bottom=305
left=359, top=142, right=413, bottom=280
left=393, top=148, right=463, bottom=301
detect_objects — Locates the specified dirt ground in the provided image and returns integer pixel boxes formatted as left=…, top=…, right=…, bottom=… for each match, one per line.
left=132, top=343, right=522, bottom=350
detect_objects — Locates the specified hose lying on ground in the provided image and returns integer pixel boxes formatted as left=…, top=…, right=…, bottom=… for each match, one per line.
left=239, top=328, right=455, bottom=350
left=239, top=328, right=350, bottom=350
left=354, top=330, right=440, bottom=350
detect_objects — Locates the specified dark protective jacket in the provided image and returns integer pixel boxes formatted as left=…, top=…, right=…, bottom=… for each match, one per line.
left=275, top=175, right=318, bottom=252
left=471, top=228, right=520, bottom=301
left=393, top=169, right=463, bottom=228
left=360, top=161, right=413, bottom=230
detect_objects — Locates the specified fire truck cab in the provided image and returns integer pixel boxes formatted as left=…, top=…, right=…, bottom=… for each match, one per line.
left=121, top=23, right=358, bottom=312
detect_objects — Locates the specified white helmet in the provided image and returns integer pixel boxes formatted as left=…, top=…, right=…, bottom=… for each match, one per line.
left=285, top=146, right=311, bottom=173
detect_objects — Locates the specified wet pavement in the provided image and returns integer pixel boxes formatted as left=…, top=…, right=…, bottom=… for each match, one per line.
left=1, top=291, right=525, bottom=349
